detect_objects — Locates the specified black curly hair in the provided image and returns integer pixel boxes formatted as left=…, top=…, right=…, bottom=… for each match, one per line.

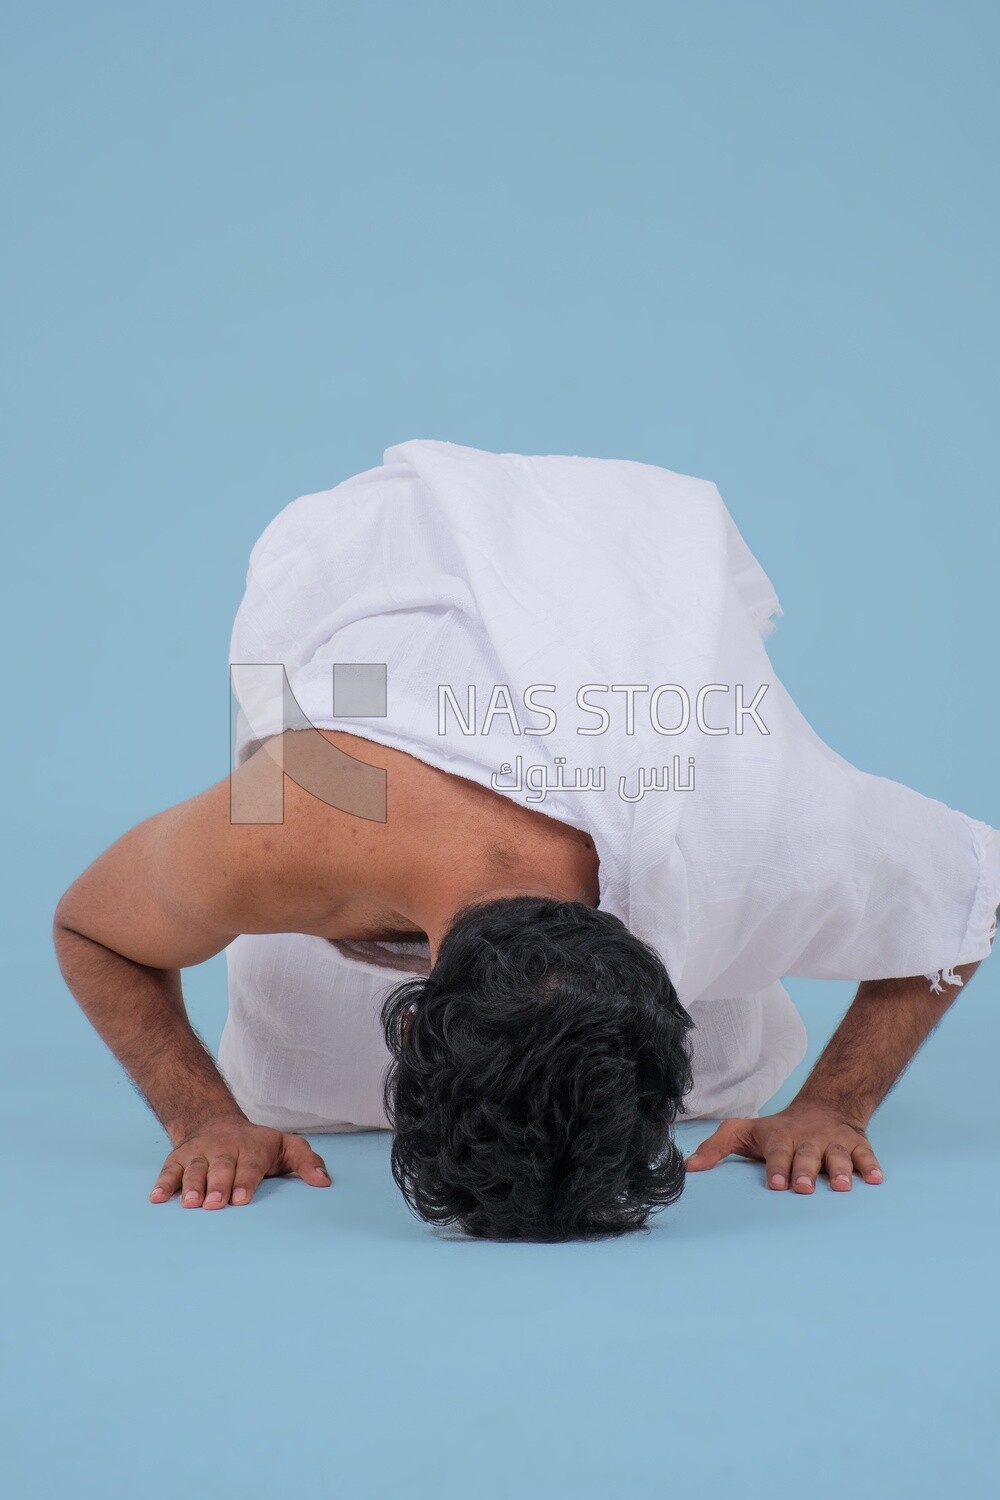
left=381, top=894, right=694, bottom=1241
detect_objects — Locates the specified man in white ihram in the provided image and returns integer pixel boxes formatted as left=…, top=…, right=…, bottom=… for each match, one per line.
left=54, top=441, right=1000, bottom=1241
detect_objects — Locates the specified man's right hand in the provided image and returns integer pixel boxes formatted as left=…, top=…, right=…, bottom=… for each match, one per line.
left=149, top=1117, right=332, bottom=1209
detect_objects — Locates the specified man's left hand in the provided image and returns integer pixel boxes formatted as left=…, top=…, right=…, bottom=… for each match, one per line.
left=684, top=1100, right=884, bottom=1193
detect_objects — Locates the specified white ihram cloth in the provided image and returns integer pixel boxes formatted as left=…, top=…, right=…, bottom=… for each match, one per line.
left=220, top=440, right=1000, bottom=1129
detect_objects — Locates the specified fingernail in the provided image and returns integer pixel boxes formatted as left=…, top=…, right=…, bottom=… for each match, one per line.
left=183, top=1191, right=199, bottom=1205
left=204, top=1191, right=223, bottom=1206
left=150, top=1188, right=165, bottom=1200
left=867, top=1169, right=883, bottom=1183
left=232, top=1187, right=248, bottom=1204
left=832, top=1174, right=851, bottom=1189
left=794, top=1176, right=813, bottom=1190
left=770, top=1174, right=786, bottom=1189
left=315, top=1169, right=330, bottom=1180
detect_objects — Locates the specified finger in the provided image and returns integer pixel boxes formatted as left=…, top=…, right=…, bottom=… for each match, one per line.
left=824, top=1145, right=855, bottom=1192
left=685, top=1120, right=747, bottom=1172
left=203, top=1154, right=238, bottom=1210
left=852, top=1143, right=884, bottom=1185
left=150, top=1160, right=184, bottom=1203
left=790, top=1141, right=824, bottom=1194
left=231, top=1154, right=269, bottom=1206
left=280, top=1135, right=332, bottom=1187
left=763, top=1138, right=794, bottom=1191
left=181, top=1155, right=209, bottom=1208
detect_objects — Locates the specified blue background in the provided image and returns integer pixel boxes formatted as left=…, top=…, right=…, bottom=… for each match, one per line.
left=3, top=3, right=998, bottom=1496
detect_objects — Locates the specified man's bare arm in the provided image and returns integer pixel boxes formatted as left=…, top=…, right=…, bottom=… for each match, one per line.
left=53, top=770, right=334, bottom=1208
left=792, top=964, right=979, bottom=1130
left=686, top=961, right=981, bottom=1193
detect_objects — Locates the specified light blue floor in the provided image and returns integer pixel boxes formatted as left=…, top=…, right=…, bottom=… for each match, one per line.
left=6, top=958, right=998, bottom=1498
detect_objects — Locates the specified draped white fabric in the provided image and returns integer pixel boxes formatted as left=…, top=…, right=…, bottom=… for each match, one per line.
left=222, top=441, right=1000, bottom=1128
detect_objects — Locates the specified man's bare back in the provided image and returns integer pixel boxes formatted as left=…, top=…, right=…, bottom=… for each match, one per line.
left=299, top=730, right=601, bottom=950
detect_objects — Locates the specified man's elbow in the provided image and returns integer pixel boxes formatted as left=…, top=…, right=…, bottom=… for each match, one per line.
left=53, top=881, right=91, bottom=948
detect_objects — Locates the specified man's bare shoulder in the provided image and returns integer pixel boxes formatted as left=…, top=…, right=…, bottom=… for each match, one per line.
left=54, top=747, right=400, bottom=969
left=153, top=739, right=409, bottom=937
